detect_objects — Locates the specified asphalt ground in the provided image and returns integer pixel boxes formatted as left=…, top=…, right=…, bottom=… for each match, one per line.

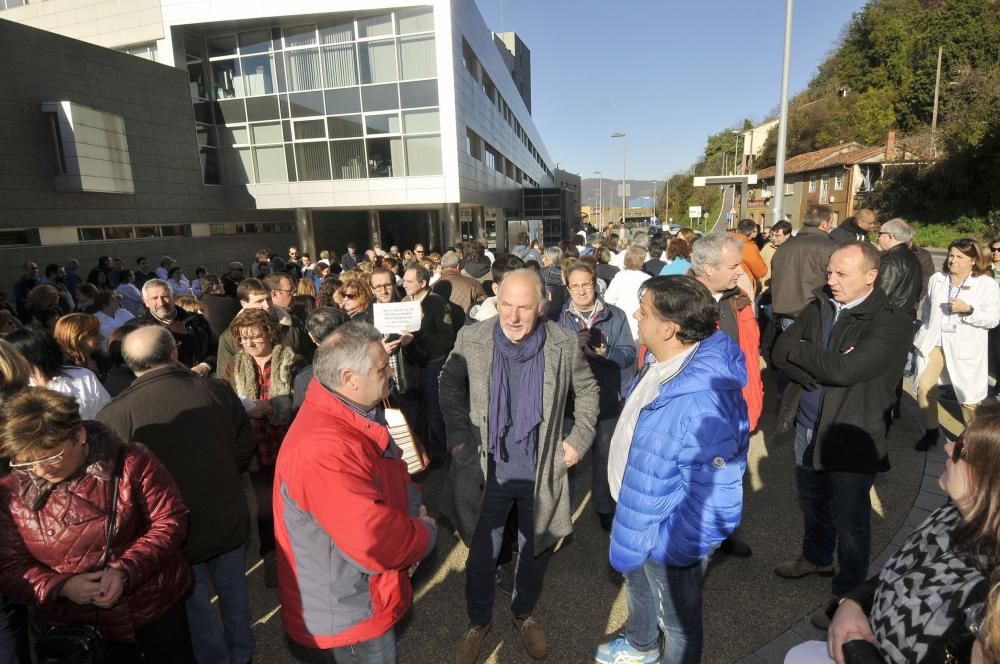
left=236, top=365, right=929, bottom=663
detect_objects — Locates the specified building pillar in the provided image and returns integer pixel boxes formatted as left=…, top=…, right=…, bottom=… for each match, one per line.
left=294, top=208, right=315, bottom=258
left=471, top=206, right=484, bottom=242
left=442, top=202, right=460, bottom=250
left=426, top=210, right=439, bottom=252
left=367, top=210, right=382, bottom=250
left=494, top=208, right=508, bottom=252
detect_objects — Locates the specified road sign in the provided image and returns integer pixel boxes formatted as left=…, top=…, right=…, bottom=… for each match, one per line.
left=689, top=206, right=702, bottom=218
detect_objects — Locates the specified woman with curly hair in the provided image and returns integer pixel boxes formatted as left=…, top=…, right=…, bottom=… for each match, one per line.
left=337, top=278, right=374, bottom=324
left=226, top=308, right=297, bottom=587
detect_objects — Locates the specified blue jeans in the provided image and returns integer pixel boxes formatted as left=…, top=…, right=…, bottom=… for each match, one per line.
left=622, top=556, right=710, bottom=664
left=795, top=425, right=876, bottom=596
left=185, top=544, right=255, bottom=664
left=465, top=460, right=551, bottom=626
left=319, top=630, right=397, bottom=664
left=0, top=594, right=27, bottom=664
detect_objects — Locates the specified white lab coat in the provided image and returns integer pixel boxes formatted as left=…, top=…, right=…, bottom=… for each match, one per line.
left=913, top=272, right=1000, bottom=404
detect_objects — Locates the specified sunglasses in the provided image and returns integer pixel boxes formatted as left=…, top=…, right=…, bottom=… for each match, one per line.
left=340, top=292, right=360, bottom=300
left=951, top=437, right=969, bottom=463
left=990, top=247, right=1000, bottom=253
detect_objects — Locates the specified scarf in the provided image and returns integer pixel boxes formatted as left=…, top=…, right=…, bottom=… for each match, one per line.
left=489, top=319, right=546, bottom=463
left=232, top=344, right=295, bottom=399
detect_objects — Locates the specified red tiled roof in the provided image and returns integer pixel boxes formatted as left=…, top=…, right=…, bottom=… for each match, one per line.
left=757, top=143, right=883, bottom=179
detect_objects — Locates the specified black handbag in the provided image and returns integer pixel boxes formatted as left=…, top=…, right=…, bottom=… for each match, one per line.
left=34, top=446, right=132, bottom=664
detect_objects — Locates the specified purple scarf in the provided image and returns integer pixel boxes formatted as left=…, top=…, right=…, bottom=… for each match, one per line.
left=489, top=319, right=546, bottom=464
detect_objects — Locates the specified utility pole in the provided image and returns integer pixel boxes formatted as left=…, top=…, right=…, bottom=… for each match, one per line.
left=772, top=0, right=794, bottom=227
left=930, top=45, right=943, bottom=159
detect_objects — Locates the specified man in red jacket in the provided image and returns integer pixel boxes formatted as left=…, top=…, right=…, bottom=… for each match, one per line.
left=273, top=321, right=436, bottom=661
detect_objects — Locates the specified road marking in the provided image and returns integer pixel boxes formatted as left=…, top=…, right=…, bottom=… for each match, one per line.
left=254, top=605, right=282, bottom=627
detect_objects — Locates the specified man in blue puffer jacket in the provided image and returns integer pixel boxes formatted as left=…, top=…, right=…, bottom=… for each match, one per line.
left=594, top=275, right=750, bottom=664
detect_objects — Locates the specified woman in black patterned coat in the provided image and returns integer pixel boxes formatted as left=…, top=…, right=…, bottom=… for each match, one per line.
left=785, top=403, right=1000, bottom=664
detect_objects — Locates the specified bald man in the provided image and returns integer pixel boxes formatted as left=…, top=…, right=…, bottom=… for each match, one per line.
left=440, top=269, right=598, bottom=664
left=98, top=325, right=256, bottom=664
left=830, top=208, right=879, bottom=245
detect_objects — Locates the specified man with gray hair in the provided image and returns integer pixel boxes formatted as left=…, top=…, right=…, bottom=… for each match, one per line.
left=273, top=321, right=436, bottom=660
left=611, top=231, right=650, bottom=269
left=126, top=278, right=216, bottom=374
left=441, top=268, right=598, bottom=663
left=98, top=325, right=256, bottom=664
left=875, top=218, right=923, bottom=316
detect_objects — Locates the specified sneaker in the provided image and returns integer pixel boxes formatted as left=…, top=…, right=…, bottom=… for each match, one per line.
left=513, top=615, right=547, bottom=660
left=455, top=623, right=491, bottom=664
left=774, top=557, right=835, bottom=579
left=263, top=551, right=278, bottom=588
left=915, top=428, right=940, bottom=451
left=593, top=636, right=661, bottom=664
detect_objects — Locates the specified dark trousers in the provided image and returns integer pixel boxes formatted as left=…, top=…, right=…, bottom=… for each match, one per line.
left=796, top=464, right=875, bottom=596
left=417, top=362, right=446, bottom=454
left=465, top=462, right=551, bottom=627
left=0, top=595, right=27, bottom=664
left=105, top=601, right=195, bottom=664
left=250, top=466, right=276, bottom=557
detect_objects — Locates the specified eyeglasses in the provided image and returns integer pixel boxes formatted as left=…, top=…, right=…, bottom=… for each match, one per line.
left=951, top=438, right=969, bottom=463
left=9, top=446, right=67, bottom=471
left=340, top=292, right=360, bottom=300
left=372, top=283, right=394, bottom=290
left=272, top=288, right=294, bottom=294
left=567, top=283, right=594, bottom=292
left=239, top=334, right=267, bottom=345
left=990, top=247, right=1000, bottom=253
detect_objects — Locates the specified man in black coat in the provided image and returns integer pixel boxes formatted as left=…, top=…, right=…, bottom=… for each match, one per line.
left=829, top=207, right=879, bottom=245
left=128, top=279, right=217, bottom=374
left=771, top=242, right=913, bottom=627
left=875, top=218, right=924, bottom=317
left=98, top=326, right=256, bottom=664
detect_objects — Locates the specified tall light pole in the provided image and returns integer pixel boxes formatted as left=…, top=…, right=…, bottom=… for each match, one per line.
left=611, top=132, right=626, bottom=226
left=594, top=170, right=603, bottom=230
left=772, top=0, right=794, bottom=227
left=930, top=45, right=943, bottom=158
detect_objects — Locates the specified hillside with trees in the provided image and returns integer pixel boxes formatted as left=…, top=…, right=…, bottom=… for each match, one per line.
left=663, top=0, right=999, bottom=235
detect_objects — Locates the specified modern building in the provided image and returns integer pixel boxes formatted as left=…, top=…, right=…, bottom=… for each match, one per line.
left=752, top=132, right=930, bottom=229
left=0, top=0, right=561, bottom=283
left=493, top=31, right=530, bottom=114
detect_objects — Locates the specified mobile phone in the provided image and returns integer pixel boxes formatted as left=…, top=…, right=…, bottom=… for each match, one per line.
left=587, top=327, right=604, bottom=349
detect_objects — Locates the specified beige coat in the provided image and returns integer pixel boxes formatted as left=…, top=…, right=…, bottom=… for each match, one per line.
left=438, top=319, right=599, bottom=552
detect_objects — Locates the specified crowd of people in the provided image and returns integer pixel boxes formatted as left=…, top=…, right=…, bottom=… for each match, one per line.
left=0, top=206, right=1000, bottom=664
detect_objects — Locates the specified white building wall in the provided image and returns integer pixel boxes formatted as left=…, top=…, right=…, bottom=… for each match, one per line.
left=1, top=0, right=164, bottom=50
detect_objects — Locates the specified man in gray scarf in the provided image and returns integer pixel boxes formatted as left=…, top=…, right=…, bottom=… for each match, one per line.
left=440, top=269, right=598, bottom=664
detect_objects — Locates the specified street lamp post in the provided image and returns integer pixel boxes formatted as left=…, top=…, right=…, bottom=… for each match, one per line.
left=594, top=170, right=603, bottom=230
left=772, top=0, right=794, bottom=227
left=611, top=132, right=626, bottom=227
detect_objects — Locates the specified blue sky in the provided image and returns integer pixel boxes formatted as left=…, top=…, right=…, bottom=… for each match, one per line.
left=474, top=0, right=870, bottom=181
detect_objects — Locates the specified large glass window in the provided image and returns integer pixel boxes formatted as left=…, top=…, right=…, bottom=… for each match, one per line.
left=284, top=25, right=317, bottom=48
left=330, top=140, right=366, bottom=179
left=396, top=7, right=434, bottom=34
left=321, top=44, right=358, bottom=88
left=319, top=20, right=354, bottom=44
left=294, top=119, right=327, bottom=140
left=254, top=145, right=288, bottom=182
left=238, top=30, right=270, bottom=55
left=296, top=143, right=332, bottom=180
left=357, top=14, right=393, bottom=39
left=325, top=87, right=361, bottom=114
left=400, top=80, right=437, bottom=108
left=403, top=109, right=438, bottom=133
left=245, top=96, right=280, bottom=121
left=251, top=122, right=283, bottom=144
left=240, top=54, right=275, bottom=96
left=365, top=113, right=401, bottom=135
left=359, top=40, right=397, bottom=84
left=222, top=147, right=253, bottom=184
left=211, top=59, right=242, bottom=99
left=398, top=35, right=435, bottom=80
left=289, top=91, right=325, bottom=117
left=405, top=135, right=441, bottom=176
left=328, top=115, right=364, bottom=138
left=286, top=49, right=322, bottom=91
left=362, top=84, right=398, bottom=112
left=366, top=137, right=403, bottom=177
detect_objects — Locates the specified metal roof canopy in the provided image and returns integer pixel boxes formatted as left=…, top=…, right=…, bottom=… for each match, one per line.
left=692, top=175, right=759, bottom=223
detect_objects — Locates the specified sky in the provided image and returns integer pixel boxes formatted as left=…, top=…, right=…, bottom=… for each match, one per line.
left=474, top=0, right=870, bottom=181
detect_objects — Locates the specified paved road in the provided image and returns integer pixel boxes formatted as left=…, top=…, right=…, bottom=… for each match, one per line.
left=233, top=366, right=927, bottom=663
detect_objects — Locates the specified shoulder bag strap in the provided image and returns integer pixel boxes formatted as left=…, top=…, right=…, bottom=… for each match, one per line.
left=98, top=445, right=126, bottom=569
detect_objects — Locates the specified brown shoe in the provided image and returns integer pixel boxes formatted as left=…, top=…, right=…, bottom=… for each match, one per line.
left=513, top=615, right=547, bottom=659
left=774, top=557, right=835, bottom=579
left=455, top=623, right=491, bottom=664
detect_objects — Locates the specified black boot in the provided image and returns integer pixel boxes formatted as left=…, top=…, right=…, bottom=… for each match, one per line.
left=915, top=428, right=939, bottom=451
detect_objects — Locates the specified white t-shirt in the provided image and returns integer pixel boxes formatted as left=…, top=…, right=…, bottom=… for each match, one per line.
left=96, top=309, right=134, bottom=344
left=608, top=343, right=699, bottom=501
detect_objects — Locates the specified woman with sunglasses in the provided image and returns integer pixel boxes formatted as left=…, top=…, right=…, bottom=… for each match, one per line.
left=226, top=308, right=297, bottom=587
left=785, top=403, right=1000, bottom=664
left=0, top=388, right=194, bottom=663
left=913, top=238, right=1000, bottom=450
left=337, top=277, right=374, bottom=324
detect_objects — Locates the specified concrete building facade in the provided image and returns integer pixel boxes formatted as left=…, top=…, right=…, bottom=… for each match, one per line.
left=0, top=0, right=560, bottom=282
